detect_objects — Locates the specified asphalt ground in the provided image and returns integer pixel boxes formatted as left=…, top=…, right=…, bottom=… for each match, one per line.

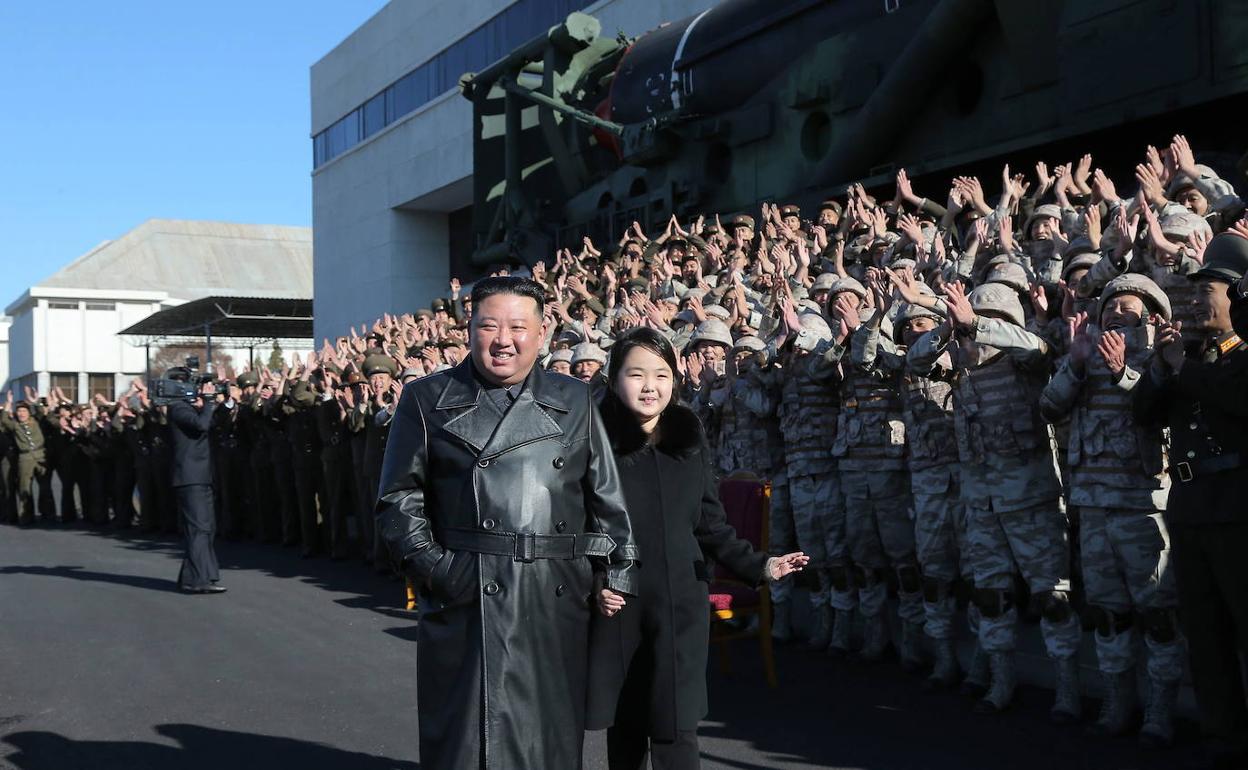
left=0, top=522, right=1212, bottom=769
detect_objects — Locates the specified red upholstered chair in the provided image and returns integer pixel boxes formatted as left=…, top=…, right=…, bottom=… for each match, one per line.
left=708, top=473, right=777, bottom=688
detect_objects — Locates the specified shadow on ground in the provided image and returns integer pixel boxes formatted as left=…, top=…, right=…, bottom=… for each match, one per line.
left=2, top=724, right=418, bottom=770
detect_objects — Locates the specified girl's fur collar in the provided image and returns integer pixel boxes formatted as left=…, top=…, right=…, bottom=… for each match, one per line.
left=599, top=393, right=704, bottom=461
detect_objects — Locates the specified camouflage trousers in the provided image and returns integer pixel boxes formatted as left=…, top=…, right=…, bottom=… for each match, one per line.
left=842, top=469, right=922, bottom=625
left=789, top=471, right=856, bottom=612
left=766, top=472, right=796, bottom=604
left=967, top=499, right=1081, bottom=658
left=1081, top=506, right=1184, bottom=682
left=911, top=464, right=970, bottom=640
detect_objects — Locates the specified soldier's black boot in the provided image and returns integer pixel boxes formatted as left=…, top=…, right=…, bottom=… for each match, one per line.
left=826, top=609, right=853, bottom=657
left=973, top=652, right=1016, bottom=713
left=1138, top=679, right=1177, bottom=749
left=959, top=644, right=990, bottom=698
left=1050, top=656, right=1083, bottom=724
left=899, top=621, right=926, bottom=674
left=806, top=604, right=833, bottom=651
left=857, top=612, right=889, bottom=663
left=925, top=638, right=961, bottom=691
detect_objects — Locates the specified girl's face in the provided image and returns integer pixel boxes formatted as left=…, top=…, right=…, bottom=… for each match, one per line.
left=614, top=346, right=673, bottom=425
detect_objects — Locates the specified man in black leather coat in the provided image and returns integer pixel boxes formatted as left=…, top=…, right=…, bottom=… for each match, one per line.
left=376, top=276, right=638, bottom=770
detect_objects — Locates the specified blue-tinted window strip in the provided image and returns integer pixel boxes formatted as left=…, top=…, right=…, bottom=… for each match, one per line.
left=312, top=0, right=595, bottom=169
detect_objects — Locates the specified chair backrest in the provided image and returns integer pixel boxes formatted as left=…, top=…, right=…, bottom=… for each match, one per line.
left=714, top=478, right=769, bottom=580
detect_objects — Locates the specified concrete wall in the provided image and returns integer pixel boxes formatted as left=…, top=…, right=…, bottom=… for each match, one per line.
left=310, top=0, right=714, bottom=343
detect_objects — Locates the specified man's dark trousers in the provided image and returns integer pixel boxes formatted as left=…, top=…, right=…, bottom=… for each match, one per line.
left=177, top=483, right=219, bottom=589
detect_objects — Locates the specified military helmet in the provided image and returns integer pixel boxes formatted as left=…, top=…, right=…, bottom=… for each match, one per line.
left=1098, top=273, right=1171, bottom=323
left=362, top=353, right=397, bottom=378
left=1191, top=232, right=1248, bottom=284
left=793, top=312, right=833, bottom=352
left=733, top=335, right=766, bottom=352
left=984, top=261, right=1031, bottom=294
left=1160, top=210, right=1213, bottom=241
left=1166, top=164, right=1231, bottom=197
left=827, top=276, right=868, bottom=301
left=892, top=283, right=943, bottom=343
left=570, top=342, right=608, bottom=366
left=1062, top=235, right=1097, bottom=260
left=704, top=304, right=731, bottom=321
left=811, top=272, right=838, bottom=292
left=690, top=318, right=734, bottom=348
left=1024, top=203, right=1062, bottom=239
left=1061, top=252, right=1101, bottom=281
left=236, top=371, right=259, bottom=388
left=969, top=282, right=1026, bottom=327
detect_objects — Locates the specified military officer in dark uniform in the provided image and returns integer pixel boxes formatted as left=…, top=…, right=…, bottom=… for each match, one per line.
left=210, top=376, right=250, bottom=540
left=167, top=372, right=227, bottom=594
left=1133, top=233, right=1248, bottom=765
left=359, top=353, right=398, bottom=572
left=284, top=368, right=324, bottom=557
left=315, top=365, right=355, bottom=559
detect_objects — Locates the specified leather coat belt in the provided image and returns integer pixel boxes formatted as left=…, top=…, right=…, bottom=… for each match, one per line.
left=1168, top=452, right=1243, bottom=483
left=440, top=527, right=615, bottom=563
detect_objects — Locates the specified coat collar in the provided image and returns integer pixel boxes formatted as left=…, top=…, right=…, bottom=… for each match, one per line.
left=435, top=360, right=570, bottom=459
left=599, top=394, right=704, bottom=463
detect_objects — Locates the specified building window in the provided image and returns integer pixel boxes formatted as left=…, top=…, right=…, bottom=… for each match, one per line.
left=47, top=301, right=78, bottom=310
left=312, top=0, right=596, bottom=168
left=88, top=373, right=115, bottom=401
left=85, top=302, right=116, bottom=311
left=50, top=372, right=78, bottom=399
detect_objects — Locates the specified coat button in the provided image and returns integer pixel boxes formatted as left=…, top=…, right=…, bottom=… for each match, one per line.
left=478, top=458, right=490, bottom=468
left=1186, top=450, right=1196, bottom=459
left=481, top=518, right=496, bottom=530
left=555, top=584, right=566, bottom=597
left=552, top=456, right=565, bottom=469
left=484, top=581, right=500, bottom=596
left=555, top=521, right=567, bottom=533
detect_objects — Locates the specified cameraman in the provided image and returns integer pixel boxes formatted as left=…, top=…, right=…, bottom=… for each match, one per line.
left=167, top=371, right=228, bottom=594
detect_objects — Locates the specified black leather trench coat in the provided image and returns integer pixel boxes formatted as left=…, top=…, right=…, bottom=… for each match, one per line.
left=587, top=400, right=768, bottom=741
left=376, top=361, right=638, bottom=770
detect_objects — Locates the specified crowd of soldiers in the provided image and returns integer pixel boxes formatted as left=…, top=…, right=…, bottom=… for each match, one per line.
left=4, top=133, right=1247, bottom=761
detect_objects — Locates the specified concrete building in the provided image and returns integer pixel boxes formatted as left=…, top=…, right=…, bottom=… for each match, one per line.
left=310, top=0, right=712, bottom=342
left=4, top=219, right=314, bottom=401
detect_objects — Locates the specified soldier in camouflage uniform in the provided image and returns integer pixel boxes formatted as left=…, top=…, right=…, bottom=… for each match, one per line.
left=715, top=335, right=797, bottom=640
left=818, top=277, right=923, bottom=664
left=1040, top=273, right=1182, bottom=742
left=777, top=312, right=856, bottom=652
left=858, top=276, right=973, bottom=688
left=908, top=281, right=1081, bottom=718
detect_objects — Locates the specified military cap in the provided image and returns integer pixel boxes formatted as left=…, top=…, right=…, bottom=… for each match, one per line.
left=969, top=283, right=1026, bottom=327
left=779, top=204, right=801, bottom=218
left=399, top=367, right=422, bottom=381
left=547, top=349, right=574, bottom=366
left=1099, top=273, right=1171, bottom=323
left=728, top=214, right=756, bottom=231
left=704, top=304, right=731, bottom=321
left=1191, top=232, right=1248, bottom=284
left=819, top=199, right=843, bottom=215
left=362, top=353, right=398, bottom=378
left=797, top=298, right=823, bottom=314
left=665, top=238, right=690, bottom=251
left=431, top=297, right=448, bottom=312
left=570, top=342, right=608, bottom=366
left=690, top=318, right=733, bottom=348
left=553, top=328, right=583, bottom=348
left=681, top=286, right=709, bottom=302
left=346, top=371, right=366, bottom=386
left=657, top=294, right=682, bottom=306
left=414, top=308, right=433, bottom=320
left=236, top=371, right=259, bottom=388
left=1061, top=235, right=1097, bottom=260
left=625, top=277, right=650, bottom=295
left=1024, top=204, right=1063, bottom=238
left=1165, top=164, right=1233, bottom=198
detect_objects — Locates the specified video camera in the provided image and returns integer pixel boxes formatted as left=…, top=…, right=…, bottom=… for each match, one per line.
left=150, top=356, right=227, bottom=406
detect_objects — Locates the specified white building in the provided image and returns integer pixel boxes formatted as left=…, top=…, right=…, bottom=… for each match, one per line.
left=309, top=0, right=712, bottom=342
left=4, top=219, right=314, bottom=402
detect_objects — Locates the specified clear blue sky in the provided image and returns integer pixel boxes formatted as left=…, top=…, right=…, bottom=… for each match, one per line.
left=0, top=1, right=387, bottom=308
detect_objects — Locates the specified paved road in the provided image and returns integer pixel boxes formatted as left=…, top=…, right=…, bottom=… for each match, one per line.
left=0, top=523, right=1209, bottom=769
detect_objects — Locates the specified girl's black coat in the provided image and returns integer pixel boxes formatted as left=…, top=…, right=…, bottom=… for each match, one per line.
left=586, top=398, right=768, bottom=740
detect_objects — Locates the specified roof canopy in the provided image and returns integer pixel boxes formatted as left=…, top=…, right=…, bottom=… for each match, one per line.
left=119, top=296, right=313, bottom=340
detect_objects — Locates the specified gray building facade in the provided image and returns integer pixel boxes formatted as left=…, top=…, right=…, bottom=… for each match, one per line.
left=309, top=0, right=712, bottom=342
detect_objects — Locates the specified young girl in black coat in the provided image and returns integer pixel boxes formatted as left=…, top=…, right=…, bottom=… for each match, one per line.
left=587, top=327, right=807, bottom=770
